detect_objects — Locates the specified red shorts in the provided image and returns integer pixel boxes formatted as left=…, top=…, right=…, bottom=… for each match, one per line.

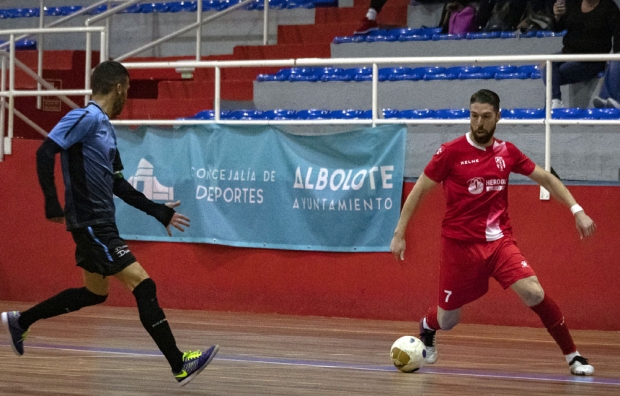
left=437, top=236, right=536, bottom=310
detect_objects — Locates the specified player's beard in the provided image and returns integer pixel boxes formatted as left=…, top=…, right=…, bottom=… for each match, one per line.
left=110, top=92, right=126, bottom=119
left=471, top=124, right=496, bottom=145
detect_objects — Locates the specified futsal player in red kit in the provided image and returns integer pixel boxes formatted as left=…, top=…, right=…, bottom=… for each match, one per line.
left=390, top=89, right=596, bottom=375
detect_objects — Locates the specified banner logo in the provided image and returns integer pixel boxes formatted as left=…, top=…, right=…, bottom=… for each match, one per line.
left=127, top=158, right=174, bottom=201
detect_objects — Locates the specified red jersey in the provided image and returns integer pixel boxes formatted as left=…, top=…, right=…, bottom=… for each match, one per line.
left=424, top=133, right=536, bottom=242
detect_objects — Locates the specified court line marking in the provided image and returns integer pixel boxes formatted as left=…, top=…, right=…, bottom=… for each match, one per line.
left=1, top=341, right=619, bottom=387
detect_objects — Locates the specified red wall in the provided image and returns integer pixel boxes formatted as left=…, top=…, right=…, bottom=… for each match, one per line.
left=1, top=139, right=619, bottom=330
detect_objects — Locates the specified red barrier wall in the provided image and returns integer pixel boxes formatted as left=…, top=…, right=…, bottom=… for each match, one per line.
left=1, top=139, right=619, bottom=330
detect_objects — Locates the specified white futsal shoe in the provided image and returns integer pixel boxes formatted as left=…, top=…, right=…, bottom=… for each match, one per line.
left=419, top=320, right=438, bottom=364
left=569, top=355, right=594, bottom=376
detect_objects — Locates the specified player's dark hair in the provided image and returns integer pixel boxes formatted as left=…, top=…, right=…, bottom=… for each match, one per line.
left=470, top=89, right=500, bottom=112
left=91, top=61, right=129, bottom=96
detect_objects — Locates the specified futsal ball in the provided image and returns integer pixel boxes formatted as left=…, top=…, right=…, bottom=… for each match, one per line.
left=390, top=335, right=426, bottom=373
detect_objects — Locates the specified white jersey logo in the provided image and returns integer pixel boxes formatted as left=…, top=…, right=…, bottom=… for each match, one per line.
left=127, top=158, right=174, bottom=201
left=495, top=156, right=506, bottom=171
left=467, top=177, right=485, bottom=195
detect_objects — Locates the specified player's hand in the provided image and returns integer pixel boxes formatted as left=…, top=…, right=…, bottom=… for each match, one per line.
left=165, top=200, right=190, bottom=236
left=575, top=211, right=596, bottom=239
left=390, top=235, right=406, bottom=261
left=47, top=217, right=65, bottom=224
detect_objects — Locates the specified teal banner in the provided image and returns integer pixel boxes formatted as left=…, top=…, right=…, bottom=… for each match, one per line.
left=115, top=124, right=406, bottom=252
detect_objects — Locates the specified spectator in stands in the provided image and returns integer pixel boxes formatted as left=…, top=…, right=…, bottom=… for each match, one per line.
left=354, top=0, right=388, bottom=35
left=593, top=61, right=620, bottom=108
left=544, top=0, right=620, bottom=109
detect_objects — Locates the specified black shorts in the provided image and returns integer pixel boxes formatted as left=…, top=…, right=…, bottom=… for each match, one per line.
left=70, top=222, right=137, bottom=276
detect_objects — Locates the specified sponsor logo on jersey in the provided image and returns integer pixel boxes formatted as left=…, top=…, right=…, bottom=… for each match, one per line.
left=460, top=159, right=479, bottom=165
left=467, top=177, right=485, bottom=195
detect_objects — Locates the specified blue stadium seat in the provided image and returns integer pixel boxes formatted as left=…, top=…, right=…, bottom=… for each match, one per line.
left=397, top=33, right=432, bottom=42
left=423, top=73, right=457, bottom=80
left=536, top=30, right=566, bottom=38
left=182, top=110, right=216, bottom=120
left=412, top=66, right=446, bottom=75
left=333, top=36, right=366, bottom=44
left=168, top=2, right=198, bottom=12
left=0, top=39, right=37, bottom=50
left=517, top=65, right=540, bottom=74
left=351, top=67, right=373, bottom=82
left=288, top=67, right=320, bottom=82
left=459, top=72, right=494, bottom=79
left=432, top=33, right=465, bottom=40
left=583, top=108, right=620, bottom=119
left=296, top=109, right=331, bottom=119
left=500, top=32, right=517, bottom=39
left=494, top=72, right=531, bottom=79
left=263, top=109, right=297, bottom=119
left=434, top=109, right=469, bottom=118
left=321, top=68, right=356, bottom=82
left=466, top=32, right=501, bottom=40
left=327, top=109, right=370, bottom=119
left=481, top=65, right=518, bottom=74
left=446, top=66, right=482, bottom=75
left=382, top=109, right=400, bottom=119
left=501, top=108, right=544, bottom=119
left=552, top=108, right=586, bottom=119
left=398, top=109, right=436, bottom=119
left=365, top=34, right=398, bottom=42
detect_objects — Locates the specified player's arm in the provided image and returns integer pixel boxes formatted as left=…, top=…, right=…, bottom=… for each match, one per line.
left=390, top=173, right=439, bottom=260
left=527, top=164, right=596, bottom=239
left=111, top=151, right=189, bottom=235
left=36, top=138, right=65, bottom=224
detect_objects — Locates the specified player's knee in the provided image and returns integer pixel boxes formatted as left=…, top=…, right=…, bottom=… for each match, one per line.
left=133, top=277, right=157, bottom=301
left=79, top=287, right=108, bottom=307
left=519, top=280, right=545, bottom=307
left=438, top=312, right=461, bottom=330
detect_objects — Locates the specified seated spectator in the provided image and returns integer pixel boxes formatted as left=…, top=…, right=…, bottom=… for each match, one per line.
left=543, top=0, right=620, bottom=109
left=593, top=61, right=620, bottom=108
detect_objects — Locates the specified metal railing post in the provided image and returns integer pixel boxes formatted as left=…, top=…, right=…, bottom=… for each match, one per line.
left=0, top=54, right=5, bottom=162
left=215, top=66, right=221, bottom=122
left=263, top=0, right=269, bottom=45
left=196, top=0, right=203, bottom=61
left=372, top=63, right=378, bottom=127
left=37, top=0, right=45, bottom=109
left=540, top=60, right=552, bottom=201
left=105, top=0, right=112, bottom=59
left=6, top=35, right=15, bottom=156
left=85, top=22, right=92, bottom=105
left=100, top=31, right=107, bottom=63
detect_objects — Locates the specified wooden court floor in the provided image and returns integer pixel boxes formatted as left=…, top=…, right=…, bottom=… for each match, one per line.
left=1, top=301, right=619, bottom=396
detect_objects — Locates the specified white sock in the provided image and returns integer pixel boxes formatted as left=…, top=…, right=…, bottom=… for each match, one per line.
left=366, top=8, right=377, bottom=21
left=565, top=351, right=580, bottom=364
left=423, top=317, right=432, bottom=331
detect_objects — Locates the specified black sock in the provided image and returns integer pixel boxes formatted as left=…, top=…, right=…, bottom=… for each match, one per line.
left=18, top=287, right=107, bottom=330
left=133, top=278, right=184, bottom=373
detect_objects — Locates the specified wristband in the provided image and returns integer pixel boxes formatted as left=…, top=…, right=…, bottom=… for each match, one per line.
left=570, top=204, right=583, bottom=215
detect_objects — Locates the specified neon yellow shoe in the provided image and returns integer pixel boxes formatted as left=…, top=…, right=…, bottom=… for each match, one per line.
left=2, top=311, right=29, bottom=356
left=174, top=345, right=219, bottom=386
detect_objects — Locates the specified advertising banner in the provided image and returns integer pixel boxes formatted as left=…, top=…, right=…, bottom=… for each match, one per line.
left=115, top=124, right=406, bottom=252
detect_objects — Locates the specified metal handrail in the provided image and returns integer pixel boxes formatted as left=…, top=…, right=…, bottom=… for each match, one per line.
left=112, top=0, right=255, bottom=63
left=0, top=0, right=120, bottom=110
left=0, top=26, right=106, bottom=160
